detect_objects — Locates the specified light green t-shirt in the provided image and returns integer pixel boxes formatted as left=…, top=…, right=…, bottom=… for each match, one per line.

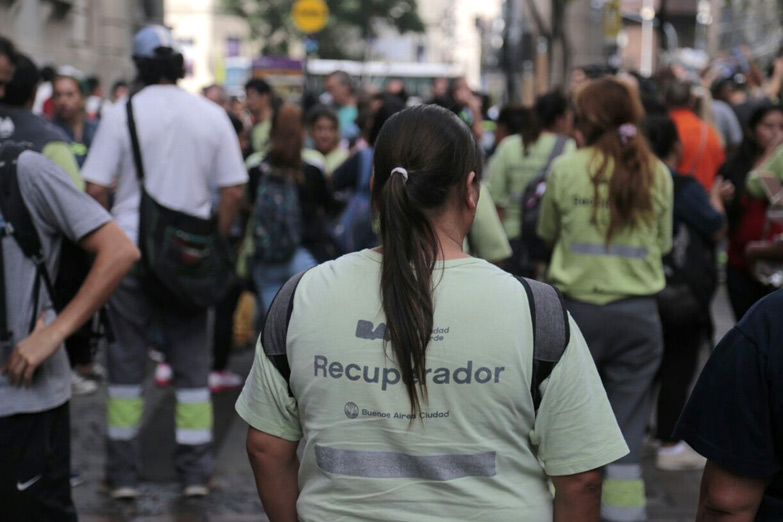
left=537, top=148, right=673, bottom=305
left=486, top=133, right=576, bottom=240
left=747, top=144, right=783, bottom=199
left=251, top=120, right=271, bottom=157
left=302, top=148, right=350, bottom=177
left=42, top=142, right=84, bottom=190
left=465, top=184, right=512, bottom=263
left=236, top=250, right=628, bottom=522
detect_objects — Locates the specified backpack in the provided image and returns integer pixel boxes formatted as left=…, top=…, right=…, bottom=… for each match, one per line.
left=0, top=142, right=106, bottom=357
left=251, top=161, right=302, bottom=264
left=0, top=142, right=60, bottom=346
left=331, top=148, right=376, bottom=254
left=507, top=135, right=568, bottom=277
left=127, top=97, right=237, bottom=313
left=657, top=175, right=717, bottom=326
left=260, top=270, right=569, bottom=414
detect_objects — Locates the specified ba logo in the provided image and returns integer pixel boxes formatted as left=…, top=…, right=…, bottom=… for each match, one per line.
left=344, top=402, right=359, bottom=419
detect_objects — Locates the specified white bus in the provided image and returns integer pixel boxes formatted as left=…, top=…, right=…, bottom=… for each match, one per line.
left=223, top=57, right=463, bottom=100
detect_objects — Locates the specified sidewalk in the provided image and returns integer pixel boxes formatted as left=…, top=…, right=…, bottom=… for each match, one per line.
left=72, top=287, right=736, bottom=521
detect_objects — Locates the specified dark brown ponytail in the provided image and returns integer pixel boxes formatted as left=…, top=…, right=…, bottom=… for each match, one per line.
left=372, top=105, right=482, bottom=414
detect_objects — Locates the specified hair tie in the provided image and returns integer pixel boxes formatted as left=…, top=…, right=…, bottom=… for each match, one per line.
left=391, top=167, right=409, bottom=183
left=618, top=123, right=637, bottom=145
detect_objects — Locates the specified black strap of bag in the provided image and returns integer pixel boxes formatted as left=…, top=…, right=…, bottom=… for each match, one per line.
left=126, top=97, right=146, bottom=182
left=515, top=276, right=570, bottom=413
left=0, top=143, right=59, bottom=341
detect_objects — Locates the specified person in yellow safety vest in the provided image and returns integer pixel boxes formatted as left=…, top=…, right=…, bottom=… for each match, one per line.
left=537, top=77, right=674, bottom=522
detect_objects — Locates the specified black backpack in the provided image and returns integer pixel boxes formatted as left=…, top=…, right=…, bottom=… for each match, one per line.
left=0, top=142, right=61, bottom=347
left=0, top=142, right=106, bottom=356
left=126, top=97, right=237, bottom=313
left=657, top=175, right=718, bottom=326
left=260, top=270, right=569, bottom=414
left=251, top=161, right=303, bottom=264
left=507, top=135, right=568, bottom=278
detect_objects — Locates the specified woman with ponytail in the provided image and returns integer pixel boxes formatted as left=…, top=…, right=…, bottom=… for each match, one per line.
left=237, top=104, right=627, bottom=522
left=538, top=77, right=673, bottom=522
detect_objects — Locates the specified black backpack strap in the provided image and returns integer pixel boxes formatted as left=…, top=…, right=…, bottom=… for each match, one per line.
left=126, top=97, right=145, bottom=181
left=532, top=134, right=568, bottom=182
left=0, top=211, right=7, bottom=350
left=515, top=276, right=570, bottom=413
left=0, top=143, right=59, bottom=335
left=261, top=268, right=312, bottom=396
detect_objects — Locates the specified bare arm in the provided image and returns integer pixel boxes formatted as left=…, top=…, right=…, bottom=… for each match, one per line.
left=218, top=184, right=244, bottom=237
left=495, top=205, right=505, bottom=224
left=246, top=427, right=300, bottom=522
left=766, top=58, right=783, bottom=100
left=696, top=460, right=767, bottom=522
left=551, top=469, right=603, bottom=522
left=86, top=181, right=111, bottom=210
left=746, top=240, right=783, bottom=262
left=469, top=97, right=484, bottom=141
left=2, top=221, right=139, bottom=386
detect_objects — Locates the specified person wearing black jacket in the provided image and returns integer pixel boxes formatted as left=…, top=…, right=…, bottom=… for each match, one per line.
left=643, top=115, right=729, bottom=471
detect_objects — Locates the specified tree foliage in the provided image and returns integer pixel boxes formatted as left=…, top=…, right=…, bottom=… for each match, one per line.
left=222, top=0, right=425, bottom=59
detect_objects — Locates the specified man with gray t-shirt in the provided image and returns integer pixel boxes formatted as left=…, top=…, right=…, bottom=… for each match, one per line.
left=0, top=145, right=139, bottom=521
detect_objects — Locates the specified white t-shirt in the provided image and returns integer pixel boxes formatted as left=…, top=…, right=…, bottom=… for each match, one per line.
left=81, top=85, right=247, bottom=243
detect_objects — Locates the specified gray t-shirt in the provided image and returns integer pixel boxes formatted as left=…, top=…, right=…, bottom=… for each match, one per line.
left=0, top=150, right=111, bottom=416
left=712, top=100, right=743, bottom=148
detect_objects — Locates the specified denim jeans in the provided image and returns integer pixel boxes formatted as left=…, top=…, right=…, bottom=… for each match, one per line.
left=252, top=247, right=317, bottom=323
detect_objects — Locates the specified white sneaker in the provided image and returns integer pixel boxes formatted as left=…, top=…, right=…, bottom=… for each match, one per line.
left=110, top=486, right=139, bottom=500
left=71, top=371, right=98, bottom=396
left=208, top=370, right=243, bottom=393
left=656, top=441, right=707, bottom=471
left=183, top=484, right=210, bottom=498
left=88, top=362, right=108, bottom=381
left=148, top=348, right=165, bottom=363
left=154, top=362, right=172, bottom=387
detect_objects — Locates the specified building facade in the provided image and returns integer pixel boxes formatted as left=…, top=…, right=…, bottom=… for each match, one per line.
left=165, top=0, right=254, bottom=94
left=370, top=0, right=503, bottom=89
left=0, top=0, right=162, bottom=90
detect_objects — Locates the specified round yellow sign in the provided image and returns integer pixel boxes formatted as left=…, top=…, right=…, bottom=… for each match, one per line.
left=291, top=0, right=330, bottom=34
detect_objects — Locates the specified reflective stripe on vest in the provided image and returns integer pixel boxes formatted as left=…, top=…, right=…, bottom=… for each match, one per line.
left=571, top=242, right=649, bottom=260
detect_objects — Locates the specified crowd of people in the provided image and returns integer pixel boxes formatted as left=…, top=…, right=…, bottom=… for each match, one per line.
left=0, top=22, right=782, bottom=522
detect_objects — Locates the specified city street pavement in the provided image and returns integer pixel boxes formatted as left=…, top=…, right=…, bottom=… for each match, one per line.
left=72, top=286, right=737, bottom=522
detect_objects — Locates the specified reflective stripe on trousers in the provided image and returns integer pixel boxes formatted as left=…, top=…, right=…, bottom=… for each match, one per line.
left=602, top=463, right=646, bottom=522
left=175, top=388, right=213, bottom=445
left=107, top=385, right=143, bottom=441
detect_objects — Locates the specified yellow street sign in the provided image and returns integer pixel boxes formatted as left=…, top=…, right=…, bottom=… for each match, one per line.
left=291, top=0, right=330, bottom=34
left=603, top=0, right=622, bottom=42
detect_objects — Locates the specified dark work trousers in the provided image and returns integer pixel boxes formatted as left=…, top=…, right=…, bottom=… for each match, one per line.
left=566, top=296, right=663, bottom=522
left=726, top=265, right=774, bottom=321
left=655, top=322, right=704, bottom=443
left=212, top=282, right=243, bottom=372
left=105, top=274, right=213, bottom=489
left=0, top=402, right=76, bottom=522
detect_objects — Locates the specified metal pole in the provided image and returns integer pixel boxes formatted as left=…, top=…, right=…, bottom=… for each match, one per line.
left=640, top=0, right=656, bottom=77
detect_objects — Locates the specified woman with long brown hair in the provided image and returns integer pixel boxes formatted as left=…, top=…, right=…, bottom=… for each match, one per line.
left=538, top=78, right=673, bottom=522
left=237, top=104, right=628, bottom=521
left=246, top=103, right=338, bottom=317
